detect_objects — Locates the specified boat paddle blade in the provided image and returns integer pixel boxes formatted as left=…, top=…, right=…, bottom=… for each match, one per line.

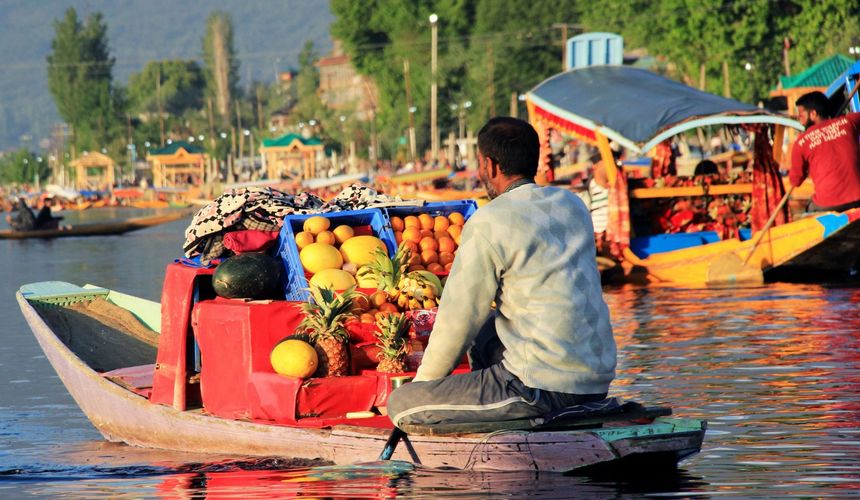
left=377, top=427, right=406, bottom=461
left=707, top=253, right=764, bottom=286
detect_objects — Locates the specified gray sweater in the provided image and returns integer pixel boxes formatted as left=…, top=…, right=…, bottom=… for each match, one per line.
left=415, top=183, right=616, bottom=395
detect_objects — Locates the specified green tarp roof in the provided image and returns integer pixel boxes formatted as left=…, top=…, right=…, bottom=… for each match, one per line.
left=779, top=55, right=855, bottom=89
left=148, top=140, right=204, bottom=155
left=262, top=133, right=322, bottom=147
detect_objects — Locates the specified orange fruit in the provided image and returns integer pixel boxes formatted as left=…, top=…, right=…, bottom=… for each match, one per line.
left=448, top=212, right=465, bottom=226
left=419, top=237, right=438, bottom=252
left=419, top=229, right=434, bottom=239
left=391, top=216, right=405, bottom=232
left=370, top=290, right=389, bottom=308
left=332, top=225, right=354, bottom=244
left=379, top=302, right=399, bottom=314
left=316, top=230, right=336, bottom=245
left=408, top=253, right=422, bottom=266
left=408, top=264, right=426, bottom=272
left=438, top=251, right=455, bottom=266
left=295, top=231, right=315, bottom=250
left=437, top=236, right=456, bottom=254
left=303, top=216, right=331, bottom=235
left=404, top=216, right=420, bottom=229
left=352, top=294, right=370, bottom=313
left=446, top=224, right=462, bottom=240
left=426, top=262, right=444, bottom=274
left=394, top=231, right=403, bottom=244
left=444, top=262, right=453, bottom=272
left=403, top=240, right=420, bottom=255
left=421, top=250, right=439, bottom=265
left=402, top=227, right=422, bottom=243
left=360, top=312, right=375, bottom=323
left=434, top=230, right=449, bottom=240
left=433, top=216, right=449, bottom=233
left=418, top=213, right=434, bottom=230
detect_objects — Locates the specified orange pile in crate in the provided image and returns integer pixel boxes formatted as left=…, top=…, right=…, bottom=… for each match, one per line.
left=390, top=212, right=465, bottom=274
left=295, top=216, right=387, bottom=290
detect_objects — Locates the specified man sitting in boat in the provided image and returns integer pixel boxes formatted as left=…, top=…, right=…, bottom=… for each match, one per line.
left=790, top=91, right=860, bottom=212
left=387, top=117, right=616, bottom=427
left=6, top=197, right=63, bottom=231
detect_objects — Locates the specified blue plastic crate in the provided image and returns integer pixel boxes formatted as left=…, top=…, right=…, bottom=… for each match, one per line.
left=382, top=200, right=478, bottom=227
left=276, top=208, right=396, bottom=302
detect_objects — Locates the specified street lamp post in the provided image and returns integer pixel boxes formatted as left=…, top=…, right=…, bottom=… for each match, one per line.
left=430, top=13, right=439, bottom=162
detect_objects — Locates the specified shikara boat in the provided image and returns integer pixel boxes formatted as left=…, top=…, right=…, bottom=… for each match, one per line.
left=17, top=280, right=705, bottom=473
left=525, top=65, right=860, bottom=284
left=0, top=211, right=191, bottom=240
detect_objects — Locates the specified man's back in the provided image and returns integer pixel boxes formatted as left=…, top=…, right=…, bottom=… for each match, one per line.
left=791, top=113, right=860, bottom=209
left=428, top=183, right=616, bottom=395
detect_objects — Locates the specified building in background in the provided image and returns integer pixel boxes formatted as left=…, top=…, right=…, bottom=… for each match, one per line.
left=316, top=40, right=378, bottom=121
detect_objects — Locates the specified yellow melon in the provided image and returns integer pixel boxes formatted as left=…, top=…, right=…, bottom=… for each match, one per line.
left=303, top=216, right=331, bottom=235
left=271, top=339, right=318, bottom=378
left=340, top=235, right=387, bottom=266
left=309, top=268, right=357, bottom=290
left=300, top=242, right=343, bottom=273
left=356, top=265, right=379, bottom=288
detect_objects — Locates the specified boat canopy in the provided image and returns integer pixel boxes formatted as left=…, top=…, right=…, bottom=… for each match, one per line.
left=527, top=65, right=802, bottom=154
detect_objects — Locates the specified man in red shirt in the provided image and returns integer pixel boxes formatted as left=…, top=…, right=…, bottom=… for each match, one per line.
left=790, top=91, right=860, bottom=212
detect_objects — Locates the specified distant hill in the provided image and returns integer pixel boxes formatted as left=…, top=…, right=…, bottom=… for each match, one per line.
left=0, top=0, right=332, bottom=151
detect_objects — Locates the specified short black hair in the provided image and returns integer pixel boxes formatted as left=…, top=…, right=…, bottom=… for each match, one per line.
left=477, top=117, right=539, bottom=178
left=694, top=159, right=719, bottom=176
left=796, top=91, right=832, bottom=118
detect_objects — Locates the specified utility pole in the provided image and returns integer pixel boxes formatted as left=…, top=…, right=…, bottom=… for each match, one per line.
left=782, top=37, right=792, bottom=77
left=207, top=98, right=216, bottom=184
left=487, top=44, right=495, bottom=117
left=404, top=59, right=417, bottom=162
left=156, top=66, right=165, bottom=147
left=430, top=13, right=439, bottom=161
left=552, top=23, right=580, bottom=71
left=722, top=61, right=731, bottom=98
left=256, top=86, right=264, bottom=130
left=235, top=101, right=244, bottom=164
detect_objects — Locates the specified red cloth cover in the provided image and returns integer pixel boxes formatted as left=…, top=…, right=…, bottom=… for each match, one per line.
left=150, top=263, right=215, bottom=409
left=222, top=230, right=280, bottom=254
left=751, top=126, right=789, bottom=231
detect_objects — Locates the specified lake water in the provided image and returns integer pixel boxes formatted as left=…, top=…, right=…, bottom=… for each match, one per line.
left=2, top=208, right=859, bottom=497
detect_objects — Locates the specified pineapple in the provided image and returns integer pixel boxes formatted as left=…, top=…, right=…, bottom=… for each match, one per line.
left=358, top=243, right=444, bottom=311
left=375, top=313, right=411, bottom=373
left=298, top=284, right=357, bottom=377
left=358, top=244, right=410, bottom=297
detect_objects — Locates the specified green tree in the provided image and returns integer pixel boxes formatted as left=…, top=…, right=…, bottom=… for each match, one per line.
left=202, top=11, right=240, bottom=127
left=295, top=40, right=327, bottom=122
left=0, top=150, right=50, bottom=185
left=46, top=8, right=123, bottom=154
left=127, top=60, right=205, bottom=117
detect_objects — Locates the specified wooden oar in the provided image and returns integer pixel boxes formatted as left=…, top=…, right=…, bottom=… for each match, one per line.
left=377, top=427, right=406, bottom=461
left=708, top=186, right=793, bottom=285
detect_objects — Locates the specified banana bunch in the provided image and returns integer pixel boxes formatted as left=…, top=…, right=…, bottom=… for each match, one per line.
left=392, top=270, right=444, bottom=310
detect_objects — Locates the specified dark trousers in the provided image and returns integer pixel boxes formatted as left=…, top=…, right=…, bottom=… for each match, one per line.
left=387, top=315, right=606, bottom=427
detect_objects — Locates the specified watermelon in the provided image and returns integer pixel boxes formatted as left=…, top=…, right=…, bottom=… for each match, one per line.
left=212, top=252, right=283, bottom=299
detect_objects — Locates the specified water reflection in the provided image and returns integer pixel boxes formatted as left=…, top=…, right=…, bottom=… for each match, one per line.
left=604, top=283, right=860, bottom=496
left=3, top=218, right=860, bottom=496
left=21, top=458, right=711, bottom=499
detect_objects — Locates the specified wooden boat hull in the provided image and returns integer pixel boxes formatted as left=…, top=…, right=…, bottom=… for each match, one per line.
left=0, top=211, right=191, bottom=240
left=16, top=286, right=704, bottom=472
left=623, top=208, right=860, bottom=284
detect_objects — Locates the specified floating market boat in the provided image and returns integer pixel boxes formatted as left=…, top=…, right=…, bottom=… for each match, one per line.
left=525, top=65, right=860, bottom=284
left=16, top=279, right=705, bottom=473
left=0, top=211, right=191, bottom=240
